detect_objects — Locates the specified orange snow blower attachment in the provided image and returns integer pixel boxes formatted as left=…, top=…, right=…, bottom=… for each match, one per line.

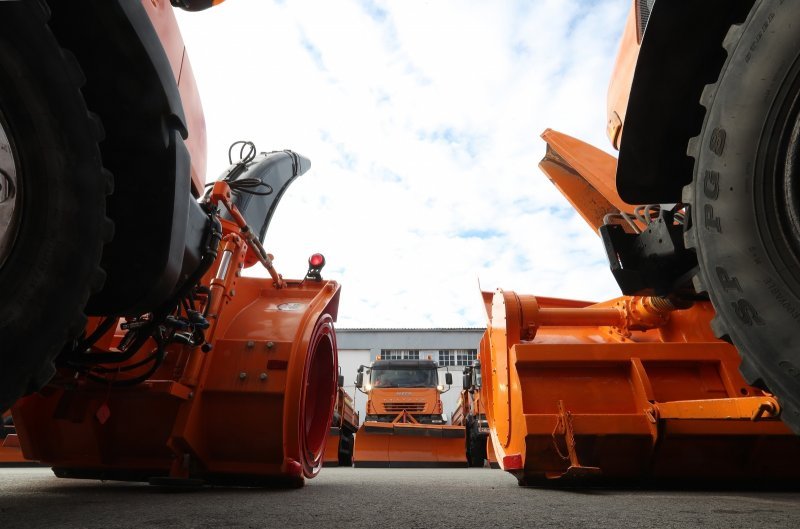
left=482, top=291, right=800, bottom=484
left=12, top=149, right=342, bottom=487
left=480, top=130, right=800, bottom=485
left=352, top=359, right=467, bottom=468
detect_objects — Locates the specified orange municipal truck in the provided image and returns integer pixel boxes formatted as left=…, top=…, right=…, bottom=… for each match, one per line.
left=352, top=358, right=466, bottom=467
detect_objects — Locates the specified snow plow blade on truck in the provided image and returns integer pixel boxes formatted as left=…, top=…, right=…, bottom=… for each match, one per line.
left=354, top=416, right=466, bottom=468
left=352, top=359, right=467, bottom=468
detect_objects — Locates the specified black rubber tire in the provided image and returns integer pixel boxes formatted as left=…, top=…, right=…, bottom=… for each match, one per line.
left=0, top=1, right=112, bottom=411
left=338, top=432, right=354, bottom=467
left=684, top=0, right=800, bottom=433
left=466, top=422, right=486, bottom=467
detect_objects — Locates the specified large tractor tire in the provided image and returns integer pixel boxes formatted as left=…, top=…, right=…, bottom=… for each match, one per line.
left=685, top=0, right=800, bottom=433
left=0, top=1, right=111, bottom=411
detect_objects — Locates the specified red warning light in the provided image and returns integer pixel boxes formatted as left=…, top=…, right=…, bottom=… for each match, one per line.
left=309, top=253, right=325, bottom=268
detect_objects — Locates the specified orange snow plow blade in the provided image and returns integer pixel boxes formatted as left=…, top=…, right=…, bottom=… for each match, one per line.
left=353, top=421, right=466, bottom=468
left=323, top=428, right=342, bottom=466
left=482, top=291, right=800, bottom=485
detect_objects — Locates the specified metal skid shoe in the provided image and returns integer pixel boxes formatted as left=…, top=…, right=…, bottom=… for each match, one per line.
left=11, top=150, right=341, bottom=487
left=545, top=401, right=601, bottom=481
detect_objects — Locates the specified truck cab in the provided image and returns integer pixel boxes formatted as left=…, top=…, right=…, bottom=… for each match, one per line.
left=357, top=359, right=452, bottom=425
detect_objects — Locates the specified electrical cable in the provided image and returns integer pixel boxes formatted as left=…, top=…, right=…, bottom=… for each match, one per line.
left=204, top=140, right=274, bottom=198
left=87, top=344, right=166, bottom=387
left=67, top=207, right=221, bottom=371
left=228, top=140, right=256, bottom=165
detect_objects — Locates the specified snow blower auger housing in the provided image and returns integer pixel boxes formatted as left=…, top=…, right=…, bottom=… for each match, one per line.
left=480, top=128, right=800, bottom=486
left=12, top=149, right=342, bottom=487
left=352, top=359, right=467, bottom=468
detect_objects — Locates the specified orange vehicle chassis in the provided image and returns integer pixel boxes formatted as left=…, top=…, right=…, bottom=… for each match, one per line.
left=482, top=291, right=800, bottom=485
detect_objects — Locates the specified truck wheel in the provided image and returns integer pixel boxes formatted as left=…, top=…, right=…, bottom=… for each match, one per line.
left=0, top=1, right=111, bottom=411
left=685, top=0, right=800, bottom=432
left=467, top=424, right=486, bottom=467
left=338, top=432, right=354, bottom=467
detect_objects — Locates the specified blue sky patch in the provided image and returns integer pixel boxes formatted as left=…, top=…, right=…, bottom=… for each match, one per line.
left=457, top=229, right=503, bottom=240
left=299, top=33, right=325, bottom=71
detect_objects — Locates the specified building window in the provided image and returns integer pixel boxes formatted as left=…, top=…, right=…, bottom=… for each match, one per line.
left=457, top=349, right=477, bottom=366
left=438, top=349, right=477, bottom=367
left=438, top=350, right=454, bottom=367
left=381, top=349, right=419, bottom=360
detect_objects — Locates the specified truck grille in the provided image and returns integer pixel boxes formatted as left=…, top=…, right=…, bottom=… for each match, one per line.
left=383, top=402, right=426, bottom=413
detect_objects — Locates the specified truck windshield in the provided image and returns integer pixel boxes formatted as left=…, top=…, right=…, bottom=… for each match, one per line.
left=371, top=367, right=438, bottom=388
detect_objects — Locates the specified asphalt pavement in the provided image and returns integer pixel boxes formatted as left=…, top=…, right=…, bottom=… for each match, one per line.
left=1, top=466, right=799, bottom=528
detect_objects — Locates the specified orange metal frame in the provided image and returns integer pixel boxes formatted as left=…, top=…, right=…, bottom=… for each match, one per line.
left=605, top=5, right=640, bottom=150
left=451, top=393, right=467, bottom=427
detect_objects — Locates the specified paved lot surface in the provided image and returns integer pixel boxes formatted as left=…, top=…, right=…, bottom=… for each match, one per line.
left=1, top=466, right=800, bottom=528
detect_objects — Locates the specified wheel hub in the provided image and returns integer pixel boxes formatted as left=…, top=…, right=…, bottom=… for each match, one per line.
left=0, top=112, right=20, bottom=270
left=779, top=108, right=800, bottom=260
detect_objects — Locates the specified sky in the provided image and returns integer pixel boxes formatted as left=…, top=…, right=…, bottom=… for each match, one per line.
left=175, top=0, right=630, bottom=329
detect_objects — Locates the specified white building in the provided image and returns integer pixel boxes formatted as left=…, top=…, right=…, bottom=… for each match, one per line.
left=335, top=328, right=485, bottom=424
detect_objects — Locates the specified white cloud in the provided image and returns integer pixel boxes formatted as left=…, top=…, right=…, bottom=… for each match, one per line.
left=175, top=0, right=629, bottom=328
